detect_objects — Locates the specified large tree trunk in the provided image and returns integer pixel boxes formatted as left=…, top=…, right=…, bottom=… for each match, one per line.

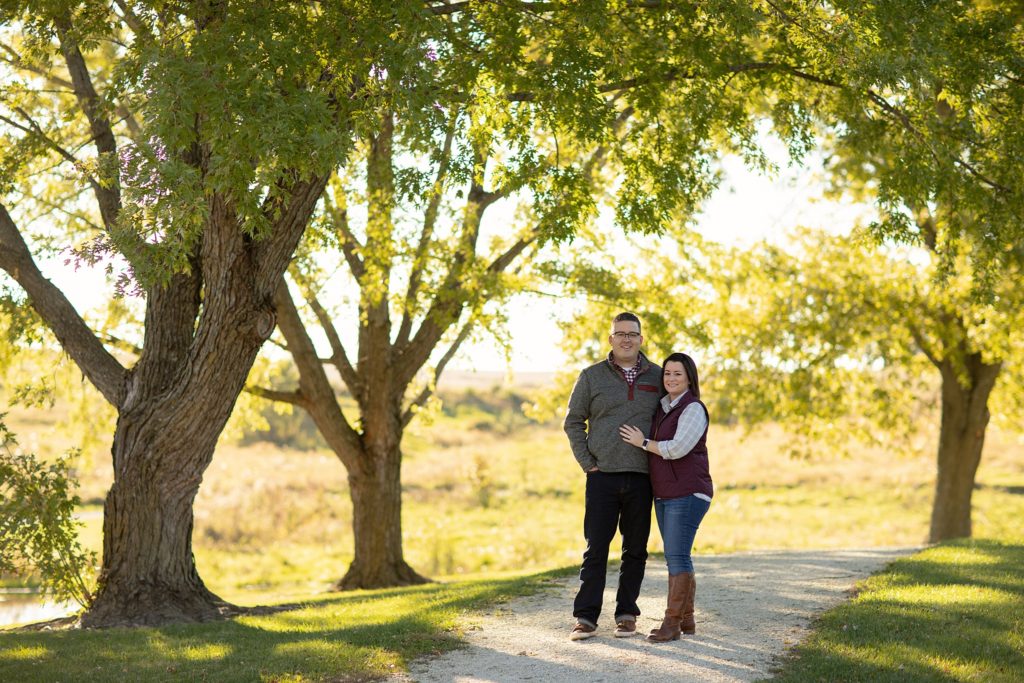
left=83, top=437, right=227, bottom=627
left=929, top=354, right=1002, bottom=542
left=81, top=293, right=276, bottom=627
left=336, top=440, right=428, bottom=590
left=79, top=181, right=326, bottom=628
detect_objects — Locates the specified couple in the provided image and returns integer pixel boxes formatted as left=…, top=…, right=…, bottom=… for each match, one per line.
left=564, top=312, right=713, bottom=642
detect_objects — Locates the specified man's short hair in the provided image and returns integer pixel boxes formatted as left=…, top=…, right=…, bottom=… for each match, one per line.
left=612, top=311, right=641, bottom=333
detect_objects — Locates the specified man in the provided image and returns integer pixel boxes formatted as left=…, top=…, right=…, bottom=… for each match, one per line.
left=564, top=312, right=663, bottom=640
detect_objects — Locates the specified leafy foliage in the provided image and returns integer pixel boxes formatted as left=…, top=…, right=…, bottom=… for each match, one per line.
left=0, top=419, right=95, bottom=609
left=772, top=0, right=1024, bottom=273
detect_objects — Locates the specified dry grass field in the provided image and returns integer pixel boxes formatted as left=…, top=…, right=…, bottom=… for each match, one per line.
left=3, top=380, right=1023, bottom=605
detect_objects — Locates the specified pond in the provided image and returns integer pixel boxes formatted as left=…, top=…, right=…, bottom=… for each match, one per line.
left=0, top=592, right=74, bottom=629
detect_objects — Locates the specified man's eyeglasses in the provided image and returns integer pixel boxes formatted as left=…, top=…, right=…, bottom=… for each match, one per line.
left=612, top=332, right=641, bottom=340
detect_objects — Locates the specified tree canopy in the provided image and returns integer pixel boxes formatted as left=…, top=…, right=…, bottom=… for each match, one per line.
left=3, top=0, right=1022, bottom=624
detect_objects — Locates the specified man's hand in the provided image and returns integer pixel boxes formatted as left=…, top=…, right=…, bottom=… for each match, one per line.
left=588, top=466, right=600, bottom=472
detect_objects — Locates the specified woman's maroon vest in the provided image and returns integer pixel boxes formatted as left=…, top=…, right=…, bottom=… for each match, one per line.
left=647, top=391, right=713, bottom=500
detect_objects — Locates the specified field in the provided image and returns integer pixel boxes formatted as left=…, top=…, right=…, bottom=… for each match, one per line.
left=3, top=378, right=1022, bottom=602
left=2, top=379, right=1023, bottom=681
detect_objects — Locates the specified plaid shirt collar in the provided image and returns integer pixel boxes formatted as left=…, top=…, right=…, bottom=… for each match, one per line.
left=607, top=351, right=643, bottom=386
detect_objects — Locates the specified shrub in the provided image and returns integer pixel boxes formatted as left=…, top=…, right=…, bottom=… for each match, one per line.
left=0, top=417, right=96, bottom=608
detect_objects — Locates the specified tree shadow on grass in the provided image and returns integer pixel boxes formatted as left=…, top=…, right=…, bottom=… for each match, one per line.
left=765, top=539, right=1024, bottom=683
left=0, top=567, right=572, bottom=683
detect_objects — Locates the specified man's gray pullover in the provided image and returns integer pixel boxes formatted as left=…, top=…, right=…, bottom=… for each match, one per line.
left=564, top=353, right=663, bottom=473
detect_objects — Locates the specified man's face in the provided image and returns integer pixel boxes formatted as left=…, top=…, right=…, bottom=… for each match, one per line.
left=609, top=320, right=642, bottom=365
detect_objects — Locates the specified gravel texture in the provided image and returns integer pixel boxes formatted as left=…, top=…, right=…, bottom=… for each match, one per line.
left=393, top=547, right=914, bottom=683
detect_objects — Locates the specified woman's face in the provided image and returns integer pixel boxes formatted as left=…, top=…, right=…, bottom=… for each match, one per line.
left=663, top=361, right=689, bottom=397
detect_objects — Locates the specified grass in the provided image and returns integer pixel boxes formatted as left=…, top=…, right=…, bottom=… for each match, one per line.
left=764, top=539, right=1024, bottom=682
left=2, top=387, right=1023, bottom=680
left=0, top=567, right=574, bottom=683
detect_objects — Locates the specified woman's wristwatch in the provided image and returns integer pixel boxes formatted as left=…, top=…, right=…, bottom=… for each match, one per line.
left=641, top=438, right=649, bottom=451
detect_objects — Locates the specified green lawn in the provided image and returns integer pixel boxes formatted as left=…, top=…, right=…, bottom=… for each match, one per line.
left=0, top=568, right=573, bottom=683
left=6, top=541, right=1021, bottom=682
left=765, top=538, right=1024, bottom=683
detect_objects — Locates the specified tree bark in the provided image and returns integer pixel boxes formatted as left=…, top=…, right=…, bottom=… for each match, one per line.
left=78, top=180, right=327, bottom=628
left=929, top=353, right=1002, bottom=542
left=81, top=299, right=271, bottom=627
left=336, top=440, right=428, bottom=590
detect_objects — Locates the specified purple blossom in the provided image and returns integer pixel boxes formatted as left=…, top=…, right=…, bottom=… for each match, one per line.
left=118, top=138, right=170, bottom=209
left=148, top=135, right=168, bottom=162
left=141, top=64, right=157, bottom=98
left=119, top=143, right=139, bottom=182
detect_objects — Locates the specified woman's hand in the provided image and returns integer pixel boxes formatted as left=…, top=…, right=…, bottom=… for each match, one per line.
left=619, top=424, right=645, bottom=447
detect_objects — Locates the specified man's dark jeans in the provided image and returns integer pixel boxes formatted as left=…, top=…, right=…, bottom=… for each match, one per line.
left=573, top=471, right=652, bottom=625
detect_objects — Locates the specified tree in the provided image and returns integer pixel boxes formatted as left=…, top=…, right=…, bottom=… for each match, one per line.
left=553, top=224, right=1022, bottom=543
left=758, top=0, right=1024, bottom=264
left=770, top=0, right=1024, bottom=539
left=247, top=1, right=822, bottom=589
left=1, top=0, right=812, bottom=621
left=0, top=1, right=458, bottom=627
left=724, top=230, right=1022, bottom=541
left=550, top=0, right=1024, bottom=542
left=0, top=419, right=96, bottom=610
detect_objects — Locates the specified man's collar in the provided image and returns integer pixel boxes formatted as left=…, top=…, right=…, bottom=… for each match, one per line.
left=607, top=350, right=647, bottom=371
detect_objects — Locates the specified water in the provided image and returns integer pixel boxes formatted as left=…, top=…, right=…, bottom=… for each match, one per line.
left=0, top=593, right=74, bottom=628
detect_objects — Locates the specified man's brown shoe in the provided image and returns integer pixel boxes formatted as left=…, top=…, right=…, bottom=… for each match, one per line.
left=614, top=618, right=637, bottom=638
left=570, top=621, right=597, bottom=641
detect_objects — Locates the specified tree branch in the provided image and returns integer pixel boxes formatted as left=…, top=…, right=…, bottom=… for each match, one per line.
left=245, top=385, right=306, bottom=407
left=112, top=0, right=153, bottom=40
left=397, top=117, right=458, bottom=347
left=54, top=13, right=122, bottom=230
left=357, top=111, right=397, bottom=380
left=488, top=235, right=534, bottom=274
left=253, top=173, right=331, bottom=295
left=424, top=0, right=661, bottom=16
left=395, top=154, right=491, bottom=385
left=25, top=185, right=106, bottom=234
left=324, top=185, right=364, bottom=279
left=1, top=42, right=143, bottom=140
left=272, top=277, right=363, bottom=460
left=906, top=321, right=942, bottom=369
left=304, top=287, right=361, bottom=396
left=100, top=333, right=142, bottom=357
left=401, top=320, right=474, bottom=428
left=0, top=203, right=127, bottom=406
left=0, top=110, right=94, bottom=182
left=265, top=335, right=290, bottom=354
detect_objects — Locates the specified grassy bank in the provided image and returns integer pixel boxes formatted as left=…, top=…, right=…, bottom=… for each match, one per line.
left=0, top=567, right=573, bottom=683
left=765, top=539, right=1024, bottom=683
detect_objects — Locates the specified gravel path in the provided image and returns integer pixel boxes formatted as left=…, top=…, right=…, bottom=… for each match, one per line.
left=393, top=547, right=914, bottom=683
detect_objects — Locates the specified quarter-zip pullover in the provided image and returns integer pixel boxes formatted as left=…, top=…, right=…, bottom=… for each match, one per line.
left=564, top=352, right=663, bottom=472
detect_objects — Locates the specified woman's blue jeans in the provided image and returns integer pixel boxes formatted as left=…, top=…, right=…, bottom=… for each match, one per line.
left=654, top=494, right=711, bottom=574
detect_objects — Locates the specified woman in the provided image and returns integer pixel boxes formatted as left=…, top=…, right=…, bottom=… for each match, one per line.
left=619, top=352, right=713, bottom=642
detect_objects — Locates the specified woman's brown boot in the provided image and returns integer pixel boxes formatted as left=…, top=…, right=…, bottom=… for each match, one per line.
left=680, top=572, right=696, bottom=634
left=647, top=573, right=688, bottom=642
